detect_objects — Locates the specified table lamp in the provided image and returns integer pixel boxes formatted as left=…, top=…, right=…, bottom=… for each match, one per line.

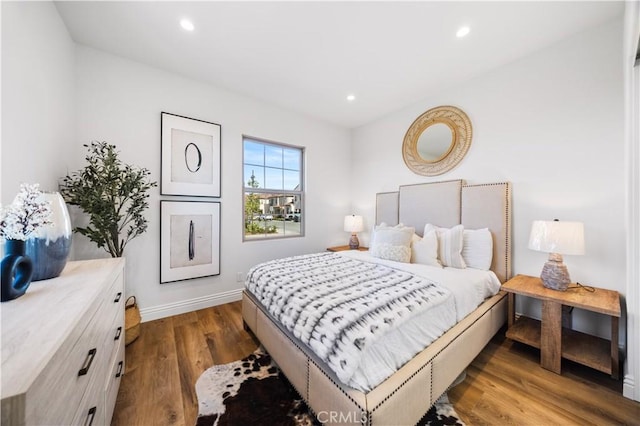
left=528, top=219, right=585, bottom=291
left=344, top=215, right=364, bottom=249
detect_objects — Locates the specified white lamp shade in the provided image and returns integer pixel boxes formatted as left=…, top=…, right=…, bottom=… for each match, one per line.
left=528, top=220, right=585, bottom=255
left=344, top=215, right=364, bottom=233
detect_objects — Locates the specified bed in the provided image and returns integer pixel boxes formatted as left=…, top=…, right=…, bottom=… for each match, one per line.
left=242, top=179, right=511, bottom=425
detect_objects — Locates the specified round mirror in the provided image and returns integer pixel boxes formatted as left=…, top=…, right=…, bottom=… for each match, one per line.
left=402, top=105, right=472, bottom=176
left=417, top=123, right=454, bottom=162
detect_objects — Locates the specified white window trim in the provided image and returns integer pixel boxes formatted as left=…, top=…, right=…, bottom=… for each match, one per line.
left=242, top=135, right=305, bottom=242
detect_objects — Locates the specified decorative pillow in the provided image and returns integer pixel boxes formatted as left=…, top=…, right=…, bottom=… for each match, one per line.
left=411, top=229, right=442, bottom=267
left=424, top=223, right=466, bottom=269
left=370, top=224, right=414, bottom=263
left=462, top=228, right=493, bottom=270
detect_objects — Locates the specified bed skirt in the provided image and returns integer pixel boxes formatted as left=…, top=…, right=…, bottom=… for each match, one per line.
left=242, top=289, right=507, bottom=426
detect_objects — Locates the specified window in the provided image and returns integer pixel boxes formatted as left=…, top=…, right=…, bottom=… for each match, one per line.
left=243, top=136, right=304, bottom=240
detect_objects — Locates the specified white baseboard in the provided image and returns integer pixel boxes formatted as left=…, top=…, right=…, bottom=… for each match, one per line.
left=139, top=289, right=243, bottom=322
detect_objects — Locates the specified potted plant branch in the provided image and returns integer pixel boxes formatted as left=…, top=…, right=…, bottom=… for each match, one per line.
left=60, top=141, right=157, bottom=258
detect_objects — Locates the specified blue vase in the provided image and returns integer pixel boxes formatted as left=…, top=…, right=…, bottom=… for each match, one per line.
left=1, top=239, right=33, bottom=302
left=26, top=192, right=72, bottom=281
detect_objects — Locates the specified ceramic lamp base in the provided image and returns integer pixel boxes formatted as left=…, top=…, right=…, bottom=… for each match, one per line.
left=540, top=253, right=571, bottom=291
left=348, top=233, right=360, bottom=250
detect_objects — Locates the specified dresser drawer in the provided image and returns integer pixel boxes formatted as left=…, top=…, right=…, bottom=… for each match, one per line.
left=71, top=269, right=124, bottom=426
left=25, top=300, right=106, bottom=424
left=72, top=403, right=104, bottom=426
left=105, top=338, right=125, bottom=424
left=72, top=367, right=106, bottom=426
left=71, top=354, right=107, bottom=426
left=103, top=269, right=125, bottom=361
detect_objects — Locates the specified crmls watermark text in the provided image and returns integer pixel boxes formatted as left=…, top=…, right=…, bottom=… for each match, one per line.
left=316, top=411, right=368, bottom=424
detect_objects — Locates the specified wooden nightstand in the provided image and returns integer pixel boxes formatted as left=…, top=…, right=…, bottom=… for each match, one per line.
left=326, top=245, right=368, bottom=252
left=502, top=274, right=620, bottom=378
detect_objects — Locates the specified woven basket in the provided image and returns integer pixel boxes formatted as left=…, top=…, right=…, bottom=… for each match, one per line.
left=125, top=296, right=141, bottom=345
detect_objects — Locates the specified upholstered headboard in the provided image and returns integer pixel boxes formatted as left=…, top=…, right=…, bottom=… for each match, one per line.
left=375, top=180, right=512, bottom=283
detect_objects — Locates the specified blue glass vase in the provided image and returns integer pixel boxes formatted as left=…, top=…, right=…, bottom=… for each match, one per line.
left=26, top=192, right=72, bottom=281
left=1, top=239, right=33, bottom=302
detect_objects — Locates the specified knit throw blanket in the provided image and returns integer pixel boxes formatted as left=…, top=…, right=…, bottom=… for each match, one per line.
left=246, top=252, right=451, bottom=384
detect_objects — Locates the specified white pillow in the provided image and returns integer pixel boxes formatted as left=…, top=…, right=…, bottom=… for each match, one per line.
left=411, top=232, right=421, bottom=246
left=370, top=223, right=414, bottom=263
left=462, top=228, right=493, bottom=270
left=411, top=229, right=442, bottom=267
left=424, top=223, right=467, bottom=269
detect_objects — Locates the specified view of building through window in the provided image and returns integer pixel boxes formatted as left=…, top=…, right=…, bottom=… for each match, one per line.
left=243, top=137, right=304, bottom=240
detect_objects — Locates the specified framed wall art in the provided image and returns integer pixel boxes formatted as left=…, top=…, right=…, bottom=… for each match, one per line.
left=160, top=200, right=221, bottom=283
left=161, top=112, right=221, bottom=197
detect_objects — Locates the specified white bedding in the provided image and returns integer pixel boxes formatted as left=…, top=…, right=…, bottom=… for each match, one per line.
left=338, top=250, right=501, bottom=391
left=246, top=251, right=501, bottom=392
left=339, top=250, right=502, bottom=321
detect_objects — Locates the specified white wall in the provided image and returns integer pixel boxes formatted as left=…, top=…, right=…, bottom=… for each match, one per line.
left=1, top=1, right=75, bottom=204
left=351, top=18, right=625, bottom=342
left=73, top=46, right=352, bottom=319
left=623, top=0, right=640, bottom=402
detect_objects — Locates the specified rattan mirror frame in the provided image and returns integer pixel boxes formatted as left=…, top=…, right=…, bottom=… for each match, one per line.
left=402, top=105, right=472, bottom=176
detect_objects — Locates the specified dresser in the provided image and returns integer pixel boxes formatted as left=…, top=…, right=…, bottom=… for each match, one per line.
left=1, top=258, right=126, bottom=425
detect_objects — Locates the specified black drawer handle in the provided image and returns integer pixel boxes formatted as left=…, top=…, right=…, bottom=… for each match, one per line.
left=85, top=406, right=96, bottom=426
left=115, top=360, right=124, bottom=378
left=114, top=326, right=122, bottom=341
left=78, top=348, right=97, bottom=376
left=114, top=292, right=122, bottom=303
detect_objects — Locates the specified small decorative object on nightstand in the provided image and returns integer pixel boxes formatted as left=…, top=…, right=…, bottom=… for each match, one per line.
left=502, top=274, right=620, bottom=379
left=528, top=219, right=585, bottom=291
left=343, top=215, right=364, bottom=249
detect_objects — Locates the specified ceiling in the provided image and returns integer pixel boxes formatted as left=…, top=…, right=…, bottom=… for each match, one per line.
left=54, top=1, right=624, bottom=129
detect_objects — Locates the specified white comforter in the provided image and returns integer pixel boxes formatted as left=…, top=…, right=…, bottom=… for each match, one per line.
left=339, top=250, right=501, bottom=390
left=246, top=251, right=501, bottom=392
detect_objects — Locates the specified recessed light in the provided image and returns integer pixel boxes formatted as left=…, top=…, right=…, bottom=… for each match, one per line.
left=346, top=94, right=356, bottom=102
left=180, top=18, right=195, bottom=32
left=456, top=26, right=470, bottom=38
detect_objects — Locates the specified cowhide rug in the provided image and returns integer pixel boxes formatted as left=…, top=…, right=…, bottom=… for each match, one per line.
left=195, top=347, right=465, bottom=426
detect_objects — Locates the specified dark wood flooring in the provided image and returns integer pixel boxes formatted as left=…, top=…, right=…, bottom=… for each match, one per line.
left=112, top=301, right=639, bottom=425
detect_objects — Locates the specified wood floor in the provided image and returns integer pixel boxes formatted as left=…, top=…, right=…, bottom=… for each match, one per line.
left=112, top=301, right=639, bottom=426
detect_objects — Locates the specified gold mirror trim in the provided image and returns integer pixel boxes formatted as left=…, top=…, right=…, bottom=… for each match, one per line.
left=402, top=105, right=472, bottom=176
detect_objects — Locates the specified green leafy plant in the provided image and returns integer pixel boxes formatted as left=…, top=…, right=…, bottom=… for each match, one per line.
left=244, top=221, right=277, bottom=235
left=60, top=141, right=157, bottom=257
left=244, top=171, right=261, bottom=232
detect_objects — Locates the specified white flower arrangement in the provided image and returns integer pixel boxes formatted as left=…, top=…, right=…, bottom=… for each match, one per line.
left=0, top=183, right=53, bottom=241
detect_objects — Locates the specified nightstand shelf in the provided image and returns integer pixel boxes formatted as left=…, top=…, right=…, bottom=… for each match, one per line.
left=327, top=245, right=368, bottom=252
left=507, top=316, right=614, bottom=375
left=502, top=274, right=620, bottom=379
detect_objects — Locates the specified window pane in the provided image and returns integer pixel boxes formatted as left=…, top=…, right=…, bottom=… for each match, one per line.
left=265, top=145, right=283, bottom=168
left=244, top=192, right=302, bottom=238
left=283, top=148, right=301, bottom=171
left=265, top=167, right=283, bottom=190
left=284, top=170, right=300, bottom=190
left=282, top=215, right=302, bottom=236
left=283, top=195, right=302, bottom=236
left=244, top=141, right=264, bottom=166
left=245, top=192, right=269, bottom=238
left=244, top=166, right=264, bottom=189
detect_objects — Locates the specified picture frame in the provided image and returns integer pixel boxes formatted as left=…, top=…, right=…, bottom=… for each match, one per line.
left=161, top=112, right=221, bottom=197
left=160, top=200, right=221, bottom=283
